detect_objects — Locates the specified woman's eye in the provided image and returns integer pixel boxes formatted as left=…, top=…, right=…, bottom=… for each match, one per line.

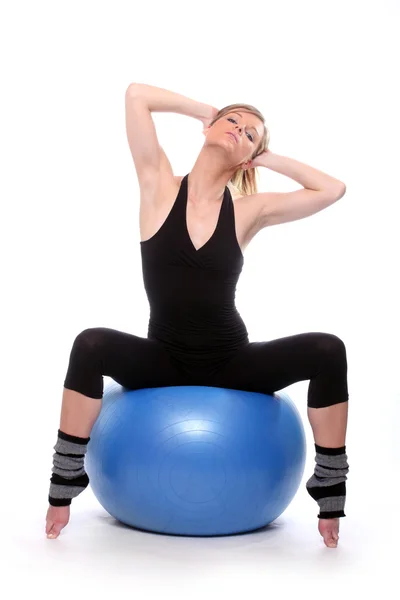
left=228, top=117, right=253, bottom=142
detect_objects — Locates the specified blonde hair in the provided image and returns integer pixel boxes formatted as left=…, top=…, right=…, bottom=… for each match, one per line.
left=208, top=103, right=270, bottom=196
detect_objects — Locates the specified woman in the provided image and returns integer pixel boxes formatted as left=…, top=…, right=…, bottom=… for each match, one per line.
left=46, top=83, right=349, bottom=548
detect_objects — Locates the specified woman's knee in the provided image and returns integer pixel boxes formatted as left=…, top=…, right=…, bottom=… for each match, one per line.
left=72, top=327, right=107, bottom=355
left=64, top=329, right=106, bottom=398
left=316, top=333, right=347, bottom=366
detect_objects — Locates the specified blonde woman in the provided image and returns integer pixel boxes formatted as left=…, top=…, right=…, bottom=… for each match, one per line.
left=46, top=83, right=349, bottom=548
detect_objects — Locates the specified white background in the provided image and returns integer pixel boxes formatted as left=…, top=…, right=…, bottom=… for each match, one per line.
left=1, top=0, right=399, bottom=597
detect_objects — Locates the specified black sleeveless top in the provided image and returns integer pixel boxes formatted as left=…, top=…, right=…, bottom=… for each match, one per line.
left=140, top=173, right=249, bottom=377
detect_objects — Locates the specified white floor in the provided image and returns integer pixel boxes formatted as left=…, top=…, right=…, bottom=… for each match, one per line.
left=5, top=489, right=398, bottom=599
left=5, top=381, right=399, bottom=599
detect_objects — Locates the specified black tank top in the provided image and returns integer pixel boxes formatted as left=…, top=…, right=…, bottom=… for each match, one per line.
left=140, top=173, right=249, bottom=378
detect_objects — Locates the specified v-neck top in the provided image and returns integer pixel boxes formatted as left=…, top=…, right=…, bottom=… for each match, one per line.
left=140, top=173, right=249, bottom=377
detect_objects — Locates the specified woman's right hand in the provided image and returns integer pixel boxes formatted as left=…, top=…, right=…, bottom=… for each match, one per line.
left=200, top=106, right=219, bottom=129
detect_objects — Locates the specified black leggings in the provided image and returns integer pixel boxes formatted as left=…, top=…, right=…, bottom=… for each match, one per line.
left=63, top=328, right=349, bottom=409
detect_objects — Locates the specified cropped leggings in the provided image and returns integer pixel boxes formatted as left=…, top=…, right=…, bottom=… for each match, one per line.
left=63, top=328, right=349, bottom=409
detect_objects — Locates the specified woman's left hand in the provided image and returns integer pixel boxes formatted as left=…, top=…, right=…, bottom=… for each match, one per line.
left=249, top=150, right=272, bottom=169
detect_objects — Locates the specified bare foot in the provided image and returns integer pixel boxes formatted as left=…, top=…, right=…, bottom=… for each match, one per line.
left=45, top=505, right=70, bottom=539
left=318, top=518, right=340, bottom=548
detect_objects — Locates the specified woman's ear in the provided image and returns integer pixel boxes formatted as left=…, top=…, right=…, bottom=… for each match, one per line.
left=241, top=160, right=252, bottom=170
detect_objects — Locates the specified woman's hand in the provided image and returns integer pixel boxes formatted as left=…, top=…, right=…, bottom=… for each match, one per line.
left=249, top=149, right=272, bottom=169
left=200, top=106, right=219, bottom=129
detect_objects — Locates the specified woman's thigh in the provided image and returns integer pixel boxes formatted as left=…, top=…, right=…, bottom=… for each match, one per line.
left=210, top=332, right=346, bottom=397
left=64, top=327, right=185, bottom=398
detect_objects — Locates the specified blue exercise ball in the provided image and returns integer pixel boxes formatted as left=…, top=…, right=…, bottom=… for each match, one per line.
left=86, top=382, right=307, bottom=536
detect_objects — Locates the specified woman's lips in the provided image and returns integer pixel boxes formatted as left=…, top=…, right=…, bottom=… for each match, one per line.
left=226, top=132, right=237, bottom=143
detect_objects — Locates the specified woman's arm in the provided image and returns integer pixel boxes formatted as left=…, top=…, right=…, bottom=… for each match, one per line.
left=254, top=151, right=345, bottom=192
left=127, top=83, right=217, bottom=124
left=249, top=151, right=346, bottom=228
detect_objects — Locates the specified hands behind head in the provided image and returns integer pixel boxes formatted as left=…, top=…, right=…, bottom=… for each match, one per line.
left=243, top=150, right=271, bottom=170
left=200, top=107, right=220, bottom=129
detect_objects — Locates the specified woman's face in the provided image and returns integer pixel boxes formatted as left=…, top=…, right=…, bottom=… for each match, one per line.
left=205, top=110, right=264, bottom=164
